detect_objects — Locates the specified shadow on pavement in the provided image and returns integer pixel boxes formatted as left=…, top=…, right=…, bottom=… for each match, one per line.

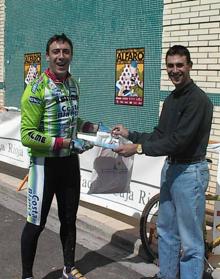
left=41, top=227, right=152, bottom=279
left=42, top=268, right=62, bottom=279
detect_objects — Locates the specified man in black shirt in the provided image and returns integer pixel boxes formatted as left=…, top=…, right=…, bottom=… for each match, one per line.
left=112, top=45, right=213, bottom=279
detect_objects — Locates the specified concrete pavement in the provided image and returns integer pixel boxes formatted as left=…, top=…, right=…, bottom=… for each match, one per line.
left=1, top=202, right=155, bottom=279
left=0, top=167, right=220, bottom=278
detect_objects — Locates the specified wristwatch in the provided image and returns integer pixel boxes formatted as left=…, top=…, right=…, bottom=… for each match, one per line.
left=136, top=144, right=143, bottom=154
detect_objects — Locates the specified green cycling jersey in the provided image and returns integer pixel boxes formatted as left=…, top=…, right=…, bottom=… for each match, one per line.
left=21, top=70, right=86, bottom=157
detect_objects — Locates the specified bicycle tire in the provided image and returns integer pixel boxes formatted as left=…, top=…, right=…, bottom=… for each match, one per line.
left=140, top=193, right=160, bottom=262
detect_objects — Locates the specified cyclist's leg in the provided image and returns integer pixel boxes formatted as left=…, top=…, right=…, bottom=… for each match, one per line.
left=55, top=154, right=80, bottom=269
left=173, top=161, right=209, bottom=279
left=156, top=160, right=181, bottom=279
left=21, top=157, right=55, bottom=279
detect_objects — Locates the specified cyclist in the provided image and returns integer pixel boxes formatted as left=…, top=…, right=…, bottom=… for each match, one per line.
left=20, top=33, right=98, bottom=279
left=112, top=45, right=213, bottom=279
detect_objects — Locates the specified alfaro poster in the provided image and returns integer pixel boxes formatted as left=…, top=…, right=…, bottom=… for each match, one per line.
left=24, top=53, right=41, bottom=88
left=115, top=48, right=144, bottom=106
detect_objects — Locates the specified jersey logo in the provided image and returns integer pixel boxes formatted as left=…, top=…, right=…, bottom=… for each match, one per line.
left=55, top=95, right=78, bottom=104
left=31, top=76, right=43, bottom=94
left=28, top=131, right=46, bottom=143
left=48, top=80, right=60, bottom=93
left=57, top=103, right=78, bottom=118
left=52, top=88, right=63, bottom=97
left=29, top=96, right=42, bottom=105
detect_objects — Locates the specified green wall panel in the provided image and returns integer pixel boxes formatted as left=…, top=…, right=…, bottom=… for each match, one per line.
left=5, top=0, right=163, bottom=132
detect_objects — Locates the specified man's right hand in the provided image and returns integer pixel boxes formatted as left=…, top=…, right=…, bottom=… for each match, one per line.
left=111, top=124, right=129, bottom=138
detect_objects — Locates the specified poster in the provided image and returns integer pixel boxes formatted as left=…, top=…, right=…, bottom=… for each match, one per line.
left=24, top=53, right=41, bottom=88
left=115, top=48, right=144, bottom=106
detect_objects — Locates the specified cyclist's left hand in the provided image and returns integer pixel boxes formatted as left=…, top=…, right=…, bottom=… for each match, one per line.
left=71, top=138, right=93, bottom=154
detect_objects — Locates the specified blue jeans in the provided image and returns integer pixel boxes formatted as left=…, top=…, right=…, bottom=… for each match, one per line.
left=157, top=160, right=209, bottom=279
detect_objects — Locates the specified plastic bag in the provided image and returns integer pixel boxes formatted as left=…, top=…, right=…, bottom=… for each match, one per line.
left=88, top=142, right=134, bottom=194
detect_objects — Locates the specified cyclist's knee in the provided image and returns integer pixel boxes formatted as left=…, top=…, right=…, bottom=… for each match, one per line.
left=22, top=221, right=45, bottom=238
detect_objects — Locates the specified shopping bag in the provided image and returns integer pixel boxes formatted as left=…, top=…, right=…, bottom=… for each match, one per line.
left=88, top=147, right=134, bottom=194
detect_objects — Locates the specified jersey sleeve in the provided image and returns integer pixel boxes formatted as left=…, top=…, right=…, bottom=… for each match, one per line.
left=20, top=79, right=55, bottom=151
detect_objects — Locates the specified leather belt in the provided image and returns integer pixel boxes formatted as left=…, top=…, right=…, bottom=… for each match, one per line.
left=167, top=156, right=206, bottom=164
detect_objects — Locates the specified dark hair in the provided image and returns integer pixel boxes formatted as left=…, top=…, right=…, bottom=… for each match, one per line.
left=165, top=45, right=192, bottom=65
left=46, top=33, right=73, bottom=54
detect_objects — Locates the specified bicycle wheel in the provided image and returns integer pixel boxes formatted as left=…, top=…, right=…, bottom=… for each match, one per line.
left=140, top=193, right=160, bottom=262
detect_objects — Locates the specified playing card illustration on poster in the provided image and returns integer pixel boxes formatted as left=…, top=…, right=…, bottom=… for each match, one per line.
left=24, top=53, right=41, bottom=88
